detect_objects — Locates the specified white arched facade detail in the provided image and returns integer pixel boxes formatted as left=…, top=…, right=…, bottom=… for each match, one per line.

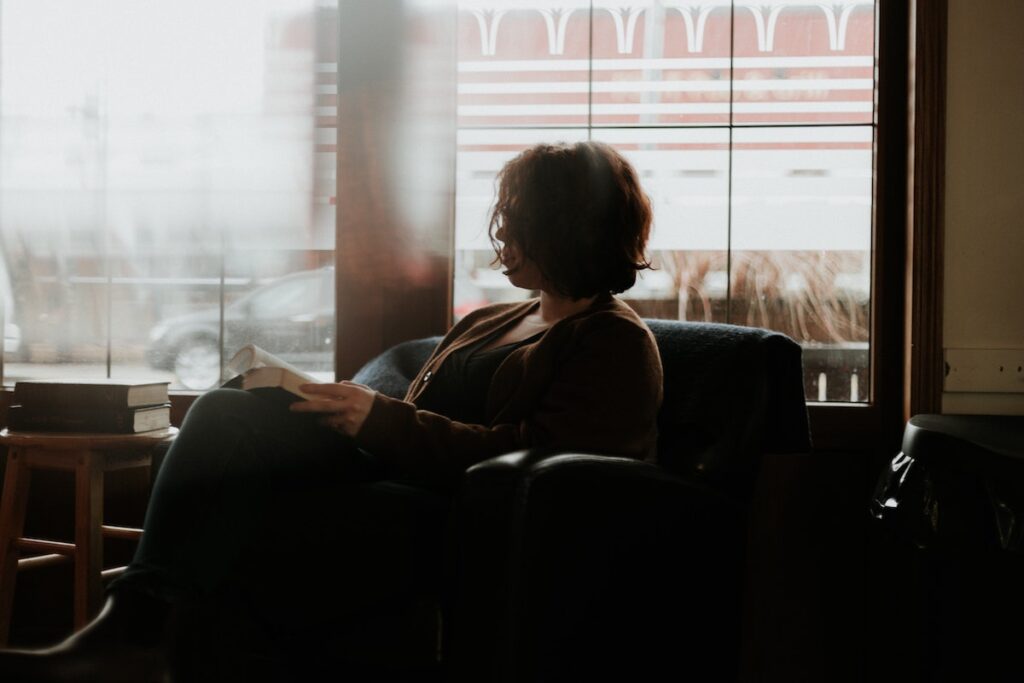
left=816, top=1, right=873, bottom=51
left=602, top=6, right=645, bottom=55
left=537, top=8, right=578, bottom=55
left=733, top=0, right=874, bottom=53
left=468, top=7, right=508, bottom=56
left=742, top=4, right=787, bottom=53
left=669, top=4, right=719, bottom=54
left=462, top=0, right=876, bottom=58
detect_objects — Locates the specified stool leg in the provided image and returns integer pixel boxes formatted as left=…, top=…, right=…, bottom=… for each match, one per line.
left=74, top=451, right=104, bottom=631
left=0, top=448, right=32, bottom=646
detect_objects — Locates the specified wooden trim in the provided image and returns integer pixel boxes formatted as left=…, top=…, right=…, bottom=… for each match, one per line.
left=811, top=0, right=949, bottom=450
left=100, top=566, right=128, bottom=581
left=100, top=524, right=143, bottom=541
left=905, top=0, right=947, bottom=419
left=870, top=0, right=912, bottom=450
left=0, top=449, right=31, bottom=645
left=169, top=393, right=196, bottom=428
left=16, top=554, right=71, bottom=572
left=16, top=538, right=75, bottom=556
left=806, top=0, right=912, bottom=453
left=333, top=2, right=457, bottom=379
left=73, top=451, right=104, bottom=628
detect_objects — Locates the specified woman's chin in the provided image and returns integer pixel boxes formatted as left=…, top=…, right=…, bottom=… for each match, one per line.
left=506, top=276, right=543, bottom=292
left=501, top=261, right=543, bottom=290
left=505, top=274, right=525, bottom=290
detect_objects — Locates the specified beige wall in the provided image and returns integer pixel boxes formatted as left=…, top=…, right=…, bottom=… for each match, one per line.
left=942, top=0, right=1024, bottom=415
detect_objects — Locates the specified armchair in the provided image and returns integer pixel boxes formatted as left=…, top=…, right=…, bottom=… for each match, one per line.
left=347, top=318, right=811, bottom=681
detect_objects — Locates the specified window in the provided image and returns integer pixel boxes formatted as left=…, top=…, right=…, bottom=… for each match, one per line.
left=1, top=0, right=916, bottom=425
left=0, top=0, right=337, bottom=391
left=454, top=0, right=876, bottom=403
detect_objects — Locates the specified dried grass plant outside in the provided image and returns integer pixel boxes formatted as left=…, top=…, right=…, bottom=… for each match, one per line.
left=662, top=250, right=869, bottom=345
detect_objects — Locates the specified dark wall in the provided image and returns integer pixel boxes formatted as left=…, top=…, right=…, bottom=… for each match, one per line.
left=742, top=450, right=884, bottom=681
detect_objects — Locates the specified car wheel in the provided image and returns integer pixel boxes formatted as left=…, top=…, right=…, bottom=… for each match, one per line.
left=173, top=336, right=221, bottom=390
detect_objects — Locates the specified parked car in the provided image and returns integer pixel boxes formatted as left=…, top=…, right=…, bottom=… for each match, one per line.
left=146, top=267, right=335, bottom=390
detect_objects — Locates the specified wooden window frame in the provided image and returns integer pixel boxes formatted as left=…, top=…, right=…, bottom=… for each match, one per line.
left=806, top=0, right=945, bottom=451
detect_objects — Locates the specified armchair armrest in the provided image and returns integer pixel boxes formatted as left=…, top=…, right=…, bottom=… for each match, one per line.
left=448, top=450, right=747, bottom=682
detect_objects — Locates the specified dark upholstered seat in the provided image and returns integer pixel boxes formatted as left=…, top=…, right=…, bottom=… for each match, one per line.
left=347, top=318, right=811, bottom=681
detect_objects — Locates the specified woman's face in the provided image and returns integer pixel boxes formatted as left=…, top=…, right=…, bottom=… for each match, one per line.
left=496, top=226, right=545, bottom=291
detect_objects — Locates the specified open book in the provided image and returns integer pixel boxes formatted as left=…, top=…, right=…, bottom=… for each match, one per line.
left=223, top=344, right=321, bottom=401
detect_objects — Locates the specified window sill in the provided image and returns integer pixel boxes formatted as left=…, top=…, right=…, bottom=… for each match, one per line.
left=807, top=402, right=903, bottom=452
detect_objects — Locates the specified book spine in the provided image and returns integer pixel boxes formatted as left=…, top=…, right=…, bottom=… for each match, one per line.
left=13, top=385, right=131, bottom=411
left=8, top=406, right=133, bottom=433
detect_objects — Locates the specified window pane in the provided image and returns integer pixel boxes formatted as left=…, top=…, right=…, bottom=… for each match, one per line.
left=0, top=0, right=333, bottom=390
left=458, top=1, right=591, bottom=128
left=591, top=127, right=731, bottom=320
left=451, top=4, right=879, bottom=406
left=730, top=125, right=873, bottom=402
left=220, top=252, right=335, bottom=391
left=590, top=1, right=732, bottom=126
left=110, top=252, right=220, bottom=388
left=732, top=0, right=875, bottom=126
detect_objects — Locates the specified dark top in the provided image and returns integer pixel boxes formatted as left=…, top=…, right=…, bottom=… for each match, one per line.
left=416, top=331, right=545, bottom=426
left=357, top=295, right=663, bottom=487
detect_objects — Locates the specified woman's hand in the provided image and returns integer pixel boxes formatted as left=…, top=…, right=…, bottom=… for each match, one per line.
left=289, top=381, right=377, bottom=437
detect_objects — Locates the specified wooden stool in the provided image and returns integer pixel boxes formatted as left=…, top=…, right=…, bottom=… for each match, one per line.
left=0, top=427, right=177, bottom=646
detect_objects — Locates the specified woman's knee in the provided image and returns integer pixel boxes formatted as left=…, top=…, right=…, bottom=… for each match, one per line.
left=182, top=388, right=262, bottom=430
left=182, top=388, right=325, bottom=452
left=164, top=390, right=278, bottom=477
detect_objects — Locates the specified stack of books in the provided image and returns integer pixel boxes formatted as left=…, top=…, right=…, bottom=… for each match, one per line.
left=8, top=379, right=171, bottom=434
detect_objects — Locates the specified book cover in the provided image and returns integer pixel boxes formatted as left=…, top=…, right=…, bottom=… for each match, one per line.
left=223, top=344, right=321, bottom=401
left=13, top=379, right=170, bottom=411
left=7, top=403, right=172, bottom=433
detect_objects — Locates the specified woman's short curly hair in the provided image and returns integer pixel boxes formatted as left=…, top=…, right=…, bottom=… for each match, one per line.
left=488, top=140, right=653, bottom=300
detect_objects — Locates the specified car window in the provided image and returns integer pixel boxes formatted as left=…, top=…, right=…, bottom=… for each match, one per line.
left=249, top=277, right=315, bottom=319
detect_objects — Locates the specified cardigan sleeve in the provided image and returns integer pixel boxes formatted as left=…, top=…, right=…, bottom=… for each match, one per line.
left=354, top=312, right=663, bottom=487
left=355, top=395, right=525, bottom=485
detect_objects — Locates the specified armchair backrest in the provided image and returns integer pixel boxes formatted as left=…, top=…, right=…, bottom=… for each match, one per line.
left=352, top=319, right=812, bottom=499
left=645, top=319, right=811, bottom=501
left=352, top=336, right=442, bottom=398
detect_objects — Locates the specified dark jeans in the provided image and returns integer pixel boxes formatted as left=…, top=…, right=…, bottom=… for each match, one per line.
left=112, top=388, right=450, bottom=632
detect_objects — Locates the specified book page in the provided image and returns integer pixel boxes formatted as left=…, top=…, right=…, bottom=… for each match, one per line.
left=226, top=344, right=319, bottom=383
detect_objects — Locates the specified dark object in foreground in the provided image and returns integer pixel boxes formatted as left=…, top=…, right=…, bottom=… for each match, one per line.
left=872, top=414, right=1024, bottom=681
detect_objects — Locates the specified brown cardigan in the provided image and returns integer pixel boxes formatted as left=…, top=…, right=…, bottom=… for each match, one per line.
left=355, top=293, right=663, bottom=486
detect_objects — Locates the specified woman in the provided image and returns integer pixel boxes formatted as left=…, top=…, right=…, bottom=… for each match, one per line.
left=0, top=140, right=663, bottom=680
